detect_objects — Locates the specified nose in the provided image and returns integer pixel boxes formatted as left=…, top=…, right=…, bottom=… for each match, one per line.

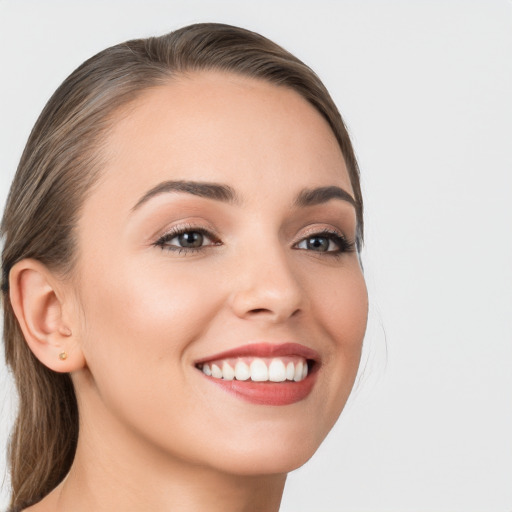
left=229, top=243, right=304, bottom=323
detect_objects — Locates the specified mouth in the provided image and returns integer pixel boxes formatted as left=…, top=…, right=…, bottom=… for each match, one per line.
left=194, top=343, right=320, bottom=406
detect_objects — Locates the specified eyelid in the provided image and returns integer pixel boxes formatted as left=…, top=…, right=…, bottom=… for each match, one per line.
left=153, top=219, right=218, bottom=240
left=293, top=224, right=346, bottom=244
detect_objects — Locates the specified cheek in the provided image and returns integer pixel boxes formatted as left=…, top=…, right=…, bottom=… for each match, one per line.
left=80, top=257, right=219, bottom=344
left=74, top=257, right=225, bottom=399
left=310, top=261, right=368, bottom=348
left=308, top=263, right=368, bottom=413
left=333, top=271, right=368, bottom=350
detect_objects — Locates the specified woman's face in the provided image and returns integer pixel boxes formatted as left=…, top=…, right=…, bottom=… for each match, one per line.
left=70, top=72, right=368, bottom=475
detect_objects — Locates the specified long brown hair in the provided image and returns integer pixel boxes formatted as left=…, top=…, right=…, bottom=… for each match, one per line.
left=1, top=22, right=363, bottom=511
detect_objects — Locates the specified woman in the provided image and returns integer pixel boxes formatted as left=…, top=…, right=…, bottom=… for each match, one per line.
left=2, top=23, right=368, bottom=511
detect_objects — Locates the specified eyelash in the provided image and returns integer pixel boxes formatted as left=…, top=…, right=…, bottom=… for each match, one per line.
left=154, top=225, right=220, bottom=254
left=296, top=229, right=356, bottom=257
left=154, top=226, right=355, bottom=256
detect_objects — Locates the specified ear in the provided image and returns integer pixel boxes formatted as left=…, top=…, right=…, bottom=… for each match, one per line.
left=9, top=259, right=85, bottom=373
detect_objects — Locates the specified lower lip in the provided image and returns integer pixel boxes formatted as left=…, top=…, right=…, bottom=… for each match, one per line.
left=203, top=373, right=318, bottom=406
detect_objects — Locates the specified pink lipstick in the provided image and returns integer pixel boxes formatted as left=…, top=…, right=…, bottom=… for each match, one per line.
left=195, top=343, right=320, bottom=406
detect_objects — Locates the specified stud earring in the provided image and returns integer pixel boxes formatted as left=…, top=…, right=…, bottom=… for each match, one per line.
left=58, top=352, right=68, bottom=361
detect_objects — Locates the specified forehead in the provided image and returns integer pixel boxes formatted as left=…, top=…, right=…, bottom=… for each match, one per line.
left=94, top=71, right=352, bottom=210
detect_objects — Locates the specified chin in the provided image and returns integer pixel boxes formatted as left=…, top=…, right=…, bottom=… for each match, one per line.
left=211, top=443, right=319, bottom=477
left=196, top=415, right=337, bottom=477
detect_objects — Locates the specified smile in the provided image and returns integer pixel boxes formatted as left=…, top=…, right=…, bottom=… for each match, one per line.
left=198, top=356, right=309, bottom=382
left=194, top=343, right=320, bottom=406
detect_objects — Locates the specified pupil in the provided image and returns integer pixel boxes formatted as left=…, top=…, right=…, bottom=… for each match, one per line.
left=178, top=232, right=203, bottom=248
left=307, top=237, right=329, bottom=251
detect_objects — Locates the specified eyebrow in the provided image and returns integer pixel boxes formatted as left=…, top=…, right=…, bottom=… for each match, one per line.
left=131, top=180, right=356, bottom=212
left=293, top=186, right=357, bottom=209
left=131, top=180, right=239, bottom=211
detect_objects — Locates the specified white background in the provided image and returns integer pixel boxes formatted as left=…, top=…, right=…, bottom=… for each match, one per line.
left=1, top=1, right=511, bottom=511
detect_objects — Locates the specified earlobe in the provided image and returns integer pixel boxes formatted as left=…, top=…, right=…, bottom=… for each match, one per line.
left=9, top=259, right=85, bottom=373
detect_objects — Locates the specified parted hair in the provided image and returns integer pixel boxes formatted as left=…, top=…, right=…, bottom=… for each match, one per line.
left=1, top=22, right=363, bottom=511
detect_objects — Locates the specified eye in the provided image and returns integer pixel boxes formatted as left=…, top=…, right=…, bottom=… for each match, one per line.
left=154, top=227, right=220, bottom=253
left=175, top=231, right=205, bottom=248
left=295, top=230, right=355, bottom=254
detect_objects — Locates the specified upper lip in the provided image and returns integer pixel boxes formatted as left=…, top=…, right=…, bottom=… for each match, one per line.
left=194, top=342, right=321, bottom=365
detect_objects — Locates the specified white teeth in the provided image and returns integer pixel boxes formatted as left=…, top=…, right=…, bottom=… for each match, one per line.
left=268, top=359, right=286, bottom=382
left=235, top=360, right=250, bottom=381
left=294, top=361, right=304, bottom=382
left=211, top=364, right=222, bottom=379
left=200, top=357, right=310, bottom=382
left=286, top=362, right=295, bottom=380
left=222, top=362, right=235, bottom=380
left=250, top=358, right=269, bottom=381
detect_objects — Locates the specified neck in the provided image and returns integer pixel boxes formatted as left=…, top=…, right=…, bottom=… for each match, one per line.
left=34, top=396, right=286, bottom=512
left=57, top=457, right=286, bottom=512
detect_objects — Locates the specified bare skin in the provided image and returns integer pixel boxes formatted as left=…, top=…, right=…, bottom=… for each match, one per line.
left=18, top=72, right=368, bottom=511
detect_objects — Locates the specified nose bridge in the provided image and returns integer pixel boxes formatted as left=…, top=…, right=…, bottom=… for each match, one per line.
left=229, top=233, right=303, bottom=322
